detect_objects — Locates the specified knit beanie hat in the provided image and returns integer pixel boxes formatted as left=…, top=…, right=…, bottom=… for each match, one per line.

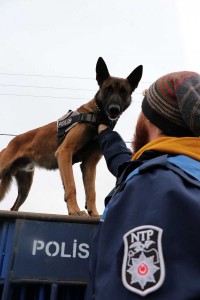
left=142, top=71, right=200, bottom=137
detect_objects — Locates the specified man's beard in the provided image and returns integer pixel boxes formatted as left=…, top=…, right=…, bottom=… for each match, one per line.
left=132, top=113, right=150, bottom=154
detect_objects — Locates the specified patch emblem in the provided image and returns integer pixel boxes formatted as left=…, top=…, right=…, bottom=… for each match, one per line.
left=122, top=225, right=165, bottom=296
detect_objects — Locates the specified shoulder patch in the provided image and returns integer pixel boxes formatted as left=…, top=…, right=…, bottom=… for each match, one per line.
left=122, top=225, right=165, bottom=296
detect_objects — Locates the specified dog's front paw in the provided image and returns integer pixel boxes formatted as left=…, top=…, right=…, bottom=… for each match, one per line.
left=69, top=210, right=89, bottom=217
left=88, top=210, right=99, bottom=218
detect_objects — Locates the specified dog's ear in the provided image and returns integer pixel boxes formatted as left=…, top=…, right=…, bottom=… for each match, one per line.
left=127, top=65, right=143, bottom=92
left=96, top=57, right=110, bottom=87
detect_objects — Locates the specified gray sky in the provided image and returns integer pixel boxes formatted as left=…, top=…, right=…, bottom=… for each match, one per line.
left=0, top=0, right=199, bottom=215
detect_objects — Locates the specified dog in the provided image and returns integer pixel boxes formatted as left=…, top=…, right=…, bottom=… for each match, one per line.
left=0, top=57, right=143, bottom=217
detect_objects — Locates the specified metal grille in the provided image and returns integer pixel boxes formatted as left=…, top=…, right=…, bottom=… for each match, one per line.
left=0, top=211, right=99, bottom=300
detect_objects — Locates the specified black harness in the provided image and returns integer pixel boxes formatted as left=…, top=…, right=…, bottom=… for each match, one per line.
left=57, top=108, right=117, bottom=146
left=57, top=110, right=98, bottom=146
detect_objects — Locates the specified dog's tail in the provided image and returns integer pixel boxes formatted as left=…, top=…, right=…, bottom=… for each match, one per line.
left=0, top=173, right=12, bottom=201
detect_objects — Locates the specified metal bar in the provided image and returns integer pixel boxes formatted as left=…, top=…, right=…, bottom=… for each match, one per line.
left=0, top=210, right=100, bottom=224
left=50, top=283, right=58, bottom=300
left=19, top=286, right=26, bottom=300
left=38, top=285, right=45, bottom=300
left=1, top=277, right=11, bottom=300
left=0, top=223, right=9, bottom=276
left=84, top=286, right=88, bottom=300
left=1, top=221, right=20, bottom=300
left=1, top=223, right=15, bottom=278
left=9, top=277, right=88, bottom=285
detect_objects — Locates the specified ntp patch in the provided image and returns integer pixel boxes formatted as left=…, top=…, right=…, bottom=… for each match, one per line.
left=122, top=225, right=165, bottom=296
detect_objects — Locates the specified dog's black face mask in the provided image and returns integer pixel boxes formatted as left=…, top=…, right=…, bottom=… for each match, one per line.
left=95, top=57, right=143, bottom=121
left=98, top=78, right=132, bottom=121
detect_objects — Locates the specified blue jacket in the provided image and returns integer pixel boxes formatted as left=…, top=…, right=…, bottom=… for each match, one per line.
left=88, top=129, right=200, bottom=299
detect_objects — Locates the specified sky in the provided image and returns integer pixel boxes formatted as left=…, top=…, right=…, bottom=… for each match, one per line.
left=0, top=0, right=200, bottom=216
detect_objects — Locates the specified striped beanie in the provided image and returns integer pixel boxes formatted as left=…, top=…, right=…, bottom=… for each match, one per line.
left=142, top=71, right=200, bottom=137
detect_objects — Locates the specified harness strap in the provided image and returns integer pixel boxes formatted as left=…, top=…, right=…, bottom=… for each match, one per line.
left=72, top=113, right=98, bottom=124
left=57, top=110, right=99, bottom=146
left=57, top=109, right=117, bottom=146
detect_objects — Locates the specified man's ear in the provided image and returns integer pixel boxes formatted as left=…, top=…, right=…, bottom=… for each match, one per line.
left=127, top=65, right=143, bottom=92
left=96, top=57, right=110, bottom=87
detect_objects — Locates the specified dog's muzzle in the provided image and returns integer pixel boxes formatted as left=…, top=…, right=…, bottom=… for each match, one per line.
left=107, top=104, right=122, bottom=120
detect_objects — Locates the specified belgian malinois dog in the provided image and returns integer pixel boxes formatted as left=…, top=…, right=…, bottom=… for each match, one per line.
left=0, top=57, right=142, bottom=217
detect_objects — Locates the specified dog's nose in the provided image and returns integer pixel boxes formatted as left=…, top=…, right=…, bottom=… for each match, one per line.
left=108, top=104, right=121, bottom=116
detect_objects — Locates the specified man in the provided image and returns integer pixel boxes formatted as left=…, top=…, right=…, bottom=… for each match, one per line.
left=88, top=71, right=200, bottom=299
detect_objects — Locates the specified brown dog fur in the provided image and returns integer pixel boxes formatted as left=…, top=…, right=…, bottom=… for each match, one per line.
left=0, top=58, right=143, bottom=217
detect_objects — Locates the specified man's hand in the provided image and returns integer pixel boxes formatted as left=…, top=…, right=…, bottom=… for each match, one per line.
left=98, top=124, right=108, bottom=134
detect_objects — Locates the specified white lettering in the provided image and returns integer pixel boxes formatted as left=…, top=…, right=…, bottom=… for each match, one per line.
left=131, top=230, right=154, bottom=243
left=31, top=240, right=90, bottom=259
left=78, top=243, right=89, bottom=259
left=32, top=240, right=44, bottom=255
left=61, top=242, right=71, bottom=257
left=45, top=241, right=60, bottom=257
left=131, top=233, right=140, bottom=243
left=73, top=239, right=77, bottom=258
left=147, top=230, right=153, bottom=240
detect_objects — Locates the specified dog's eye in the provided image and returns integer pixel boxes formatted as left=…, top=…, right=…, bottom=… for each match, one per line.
left=120, top=88, right=127, bottom=97
left=105, top=86, right=113, bottom=96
